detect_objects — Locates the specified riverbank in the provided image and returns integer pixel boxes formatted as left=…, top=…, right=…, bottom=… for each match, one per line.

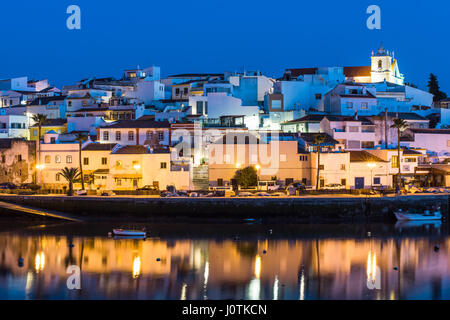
left=0, top=194, right=447, bottom=223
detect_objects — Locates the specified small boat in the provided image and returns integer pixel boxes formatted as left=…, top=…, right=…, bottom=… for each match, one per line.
left=113, top=229, right=147, bottom=237
left=394, top=208, right=442, bottom=221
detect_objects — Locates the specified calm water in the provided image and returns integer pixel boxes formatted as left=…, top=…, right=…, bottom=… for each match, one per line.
left=0, top=220, right=449, bottom=300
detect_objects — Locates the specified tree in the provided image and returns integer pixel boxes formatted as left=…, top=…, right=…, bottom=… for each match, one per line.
left=31, top=114, right=48, bottom=186
left=314, top=135, right=325, bottom=191
left=75, top=133, right=88, bottom=190
left=59, top=167, right=81, bottom=196
left=428, top=73, right=447, bottom=102
left=234, top=166, right=258, bottom=188
left=390, top=118, right=408, bottom=189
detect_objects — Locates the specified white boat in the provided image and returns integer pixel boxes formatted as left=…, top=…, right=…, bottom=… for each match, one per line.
left=394, top=208, right=442, bottom=221
left=113, top=229, right=147, bottom=237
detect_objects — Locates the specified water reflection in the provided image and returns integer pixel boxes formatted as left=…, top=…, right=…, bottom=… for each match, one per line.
left=0, top=223, right=449, bottom=300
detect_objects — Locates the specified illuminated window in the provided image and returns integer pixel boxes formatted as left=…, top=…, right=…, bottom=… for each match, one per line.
left=55, top=155, right=61, bottom=163
left=66, top=155, right=72, bottom=163
left=45, top=155, right=51, bottom=163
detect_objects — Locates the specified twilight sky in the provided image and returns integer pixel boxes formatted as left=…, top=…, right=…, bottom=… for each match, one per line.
left=0, top=0, right=449, bottom=93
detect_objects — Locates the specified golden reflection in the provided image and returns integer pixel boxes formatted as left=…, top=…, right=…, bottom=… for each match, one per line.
left=132, top=256, right=141, bottom=278
left=35, top=252, right=45, bottom=272
left=366, top=251, right=377, bottom=284
left=254, top=255, right=261, bottom=279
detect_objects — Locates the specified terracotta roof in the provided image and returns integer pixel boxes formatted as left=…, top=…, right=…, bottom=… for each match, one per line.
left=281, top=114, right=326, bottom=125
left=343, top=66, right=371, bottom=78
left=350, top=151, right=387, bottom=163
left=409, top=128, right=450, bottom=134
left=112, top=145, right=149, bottom=154
left=101, top=119, right=170, bottom=129
left=300, top=133, right=338, bottom=146
left=83, top=143, right=117, bottom=151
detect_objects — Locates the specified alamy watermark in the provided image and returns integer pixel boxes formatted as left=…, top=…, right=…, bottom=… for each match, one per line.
left=366, top=5, right=381, bottom=30
left=66, top=5, right=81, bottom=30
left=67, top=265, right=81, bottom=290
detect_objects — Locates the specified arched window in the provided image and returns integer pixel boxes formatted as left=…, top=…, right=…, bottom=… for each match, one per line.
left=378, top=60, right=382, bottom=69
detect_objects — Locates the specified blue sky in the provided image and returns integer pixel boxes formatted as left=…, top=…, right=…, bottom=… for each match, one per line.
left=0, top=0, right=449, bottom=93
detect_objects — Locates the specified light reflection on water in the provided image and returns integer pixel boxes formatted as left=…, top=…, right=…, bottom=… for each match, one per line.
left=0, top=222, right=449, bottom=300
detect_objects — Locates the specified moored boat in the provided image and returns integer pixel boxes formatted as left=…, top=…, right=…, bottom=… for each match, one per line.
left=113, top=229, right=147, bottom=237
left=394, top=208, right=442, bottom=221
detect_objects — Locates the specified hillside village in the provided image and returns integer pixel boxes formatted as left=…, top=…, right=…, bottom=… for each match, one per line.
left=1, top=44, right=450, bottom=194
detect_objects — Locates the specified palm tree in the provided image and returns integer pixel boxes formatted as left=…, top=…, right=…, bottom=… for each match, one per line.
left=390, top=118, right=409, bottom=189
left=75, top=133, right=88, bottom=190
left=314, top=135, right=326, bottom=191
left=59, top=167, right=80, bottom=196
left=31, top=114, right=48, bottom=186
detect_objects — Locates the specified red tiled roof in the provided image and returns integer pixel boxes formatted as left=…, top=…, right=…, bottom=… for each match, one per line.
left=343, top=66, right=371, bottom=78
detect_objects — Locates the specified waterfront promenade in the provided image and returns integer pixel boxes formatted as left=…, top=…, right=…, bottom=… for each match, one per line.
left=0, top=193, right=447, bottom=223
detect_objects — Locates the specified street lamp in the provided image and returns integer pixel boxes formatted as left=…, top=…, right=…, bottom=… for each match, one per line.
left=255, top=165, right=261, bottom=190
left=367, top=162, right=376, bottom=189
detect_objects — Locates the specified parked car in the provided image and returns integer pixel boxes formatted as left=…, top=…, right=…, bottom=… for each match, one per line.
left=137, top=185, right=159, bottom=191
left=101, top=191, right=116, bottom=197
left=0, top=182, right=18, bottom=189
left=286, top=183, right=306, bottom=191
left=257, top=181, right=280, bottom=191
left=238, top=192, right=253, bottom=197
left=19, top=183, right=41, bottom=190
left=256, top=192, right=271, bottom=197
left=76, top=190, right=88, bottom=196
left=323, top=184, right=346, bottom=190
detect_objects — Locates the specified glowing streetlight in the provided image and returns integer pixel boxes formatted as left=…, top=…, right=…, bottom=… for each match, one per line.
left=367, top=162, right=376, bottom=189
left=133, top=163, right=141, bottom=171
left=236, top=163, right=241, bottom=168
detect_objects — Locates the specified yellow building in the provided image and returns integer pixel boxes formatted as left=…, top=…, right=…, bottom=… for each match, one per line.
left=29, top=119, right=67, bottom=141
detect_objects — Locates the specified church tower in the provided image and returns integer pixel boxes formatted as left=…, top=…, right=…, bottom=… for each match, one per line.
left=370, top=44, right=404, bottom=85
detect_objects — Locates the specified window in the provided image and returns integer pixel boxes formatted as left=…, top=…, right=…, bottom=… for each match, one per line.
left=68, top=101, right=72, bottom=107
left=347, top=140, right=361, bottom=149
left=341, top=179, right=346, bottom=186
left=66, top=155, right=72, bottom=163
left=128, top=131, right=134, bottom=141
left=315, top=94, right=322, bottom=100
left=447, top=140, right=450, bottom=147
left=346, top=102, right=353, bottom=109
left=83, top=158, right=89, bottom=165
left=196, top=101, right=204, bottom=115
left=116, top=179, right=122, bottom=186
left=1, top=155, right=5, bottom=163
left=184, top=88, right=188, bottom=95
left=102, top=157, right=107, bottom=165
left=45, top=155, right=51, bottom=164
left=405, top=158, right=417, bottom=163
left=319, top=165, right=324, bottom=170
left=361, top=141, right=375, bottom=149
left=217, top=179, right=224, bottom=187
left=320, top=179, right=325, bottom=188
left=175, top=88, right=180, bottom=95
left=146, top=131, right=153, bottom=140
left=361, top=102, right=368, bottom=109
left=33, top=130, right=37, bottom=137
left=103, top=131, right=109, bottom=141
left=160, top=162, right=167, bottom=169
left=116, top=131, right=121, bottom=141
left=378, top=60, right=382, bottom=69
left=17, top=155, right=22, bottom=162
left=158, top=132, right=164, bottom=141
left=374, top=177, right=381, bottom=185
left=56, top=173, right=60, bottom=182
left=349, top=126, right=359, bottom=132
left=55, top=155, right=61, bottom=163
left=299, top=155, right=308, bottom=161
left=340, top=164, right=346, bottom=170
left=392, top=156, right=399, bottom=168
left=116, top=160, right=123, bottom=167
